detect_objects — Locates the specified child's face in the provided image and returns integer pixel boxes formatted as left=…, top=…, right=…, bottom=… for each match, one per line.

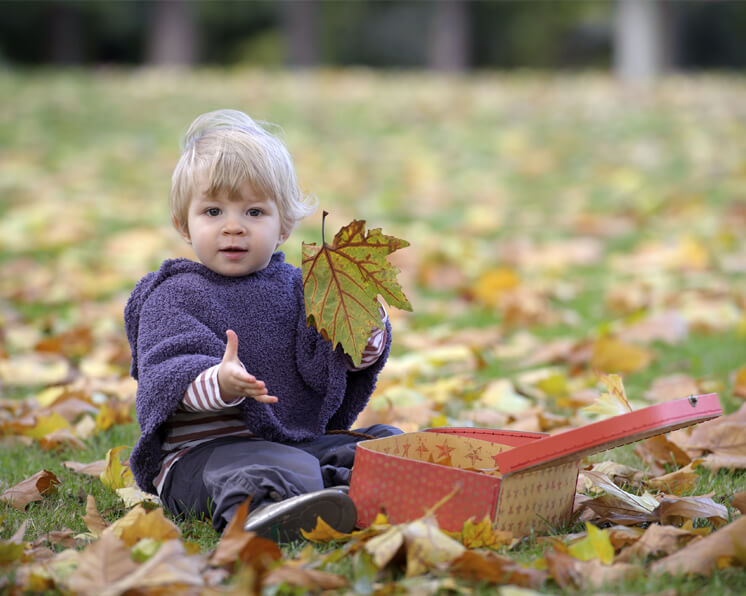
left=177, top=177, right=288, bottom=277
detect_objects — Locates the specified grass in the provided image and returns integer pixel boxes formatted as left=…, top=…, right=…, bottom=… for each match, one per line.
left=2, top=68, right=746, bottom=592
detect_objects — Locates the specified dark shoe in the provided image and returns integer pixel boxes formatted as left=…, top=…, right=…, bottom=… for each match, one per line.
left=244, top=487, right=356, bottom=543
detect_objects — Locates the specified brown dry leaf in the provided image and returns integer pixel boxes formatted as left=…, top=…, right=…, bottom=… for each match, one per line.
left=0, top=470, right=60, bottom=511
left=616, top=310, right=689, bottom=345
left=657, top=495, right=729, bottom=527
left=578, top=471, right=659, bottom=525
left=38, top=428, right=86, bottom=451
left=651, top=515, right=746, bottom=577
left=209, top=498, right=282, bottom=570
left=263, top=565, right=348, bottom=591
left=95, top=399, right=132, bottom=434
left=94, top=539, right=205, bottom=596
left=647, top=459, right=703, bottom=495
left=364, top=524, right=405, bottom=569
left=63, top=459, right=107, bottom=476
left=66, top=531, right=139, bottom=596
left=644, top=373, right=700, bottom=402
left=590, top=337, right=653, bottom=374
left=449, top=550, right=547, bottom=588
left=544, top=548, right=641, bottom=590
left=686, top=402, right=746, bottom=455
left=616, top=523, right=701, bottom=563
left=34, top=326, right=94, bottom=360
left=84, top=495, right=108, bottom=537
left=698, top=453, right=746, bottom=472
left=732, top=490, right=746, bottom=514
left=634, top=434, right=691, bottom=475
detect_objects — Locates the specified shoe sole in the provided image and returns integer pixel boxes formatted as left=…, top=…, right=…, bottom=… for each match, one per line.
left=245, top=489, right=356, bottom=543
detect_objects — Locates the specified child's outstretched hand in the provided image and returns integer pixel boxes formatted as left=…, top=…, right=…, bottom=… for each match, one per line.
left=218, top=330, right=278, bottom=404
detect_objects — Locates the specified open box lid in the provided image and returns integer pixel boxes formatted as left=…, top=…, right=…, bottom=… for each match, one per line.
left=494, top=393, right=721, bottom=475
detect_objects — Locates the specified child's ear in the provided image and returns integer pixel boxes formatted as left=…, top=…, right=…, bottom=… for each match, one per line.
left=276, top=230, right=289, bottom=248
left=173, top=216, right=191, bottom=244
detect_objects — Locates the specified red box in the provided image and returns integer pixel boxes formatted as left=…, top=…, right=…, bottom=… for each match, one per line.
left=349, top=394, right=721, bottom=537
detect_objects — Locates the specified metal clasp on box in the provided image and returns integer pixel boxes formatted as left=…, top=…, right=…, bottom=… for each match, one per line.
left=688, top=395, right=698, bottom=407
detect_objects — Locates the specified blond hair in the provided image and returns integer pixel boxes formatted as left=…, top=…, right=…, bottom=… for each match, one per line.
left=170, top=109, right=316, bottom=238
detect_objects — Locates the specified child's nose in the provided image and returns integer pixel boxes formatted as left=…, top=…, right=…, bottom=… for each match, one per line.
left=223, top=216, right=246, bottom=234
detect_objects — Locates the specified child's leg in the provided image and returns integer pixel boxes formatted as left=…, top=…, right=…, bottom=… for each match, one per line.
left=161, top=436, right=325, bottom=531
left=290, top=424, right=402, bottom=486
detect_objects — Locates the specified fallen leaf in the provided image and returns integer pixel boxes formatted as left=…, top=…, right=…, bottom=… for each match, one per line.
left=616, top=523, right=701, bottom=562
left=301, top=515, right=355, bottom=543
left=647, top=459, right=703, bottom=494
left=656, top=495, right=729, bottom=527
left=578, top=471, right=658, bottom=525
left=63, top=459, right=107, bottom=477
left=545, top=548, right=641, bottom=590
left=264, top=565, right=348, bottom=591
left=582, top=373, right=632, bottom=418
left=567, top=523, right=614, bottom=564
left=732, top=490, right=746, bottom=514
left=302, top=213, right=412, bottom=366
left=38, top=428, right=86, bottom=451
left=84, top=495, right=108, bottom=537
left=0, top=470, right=60, bottom=511
left=115, top=486, right=160, bottom=509
left=209, top=498, right=281, bottom=571
left=634, top=434, right=691, bottom=475
left=651, top=515, right=746, bottom=577
left=109, top=506, right=181, bottom=547
left=449, top=550, right=547, bottom=588
left=446, top=516, right=513, bottom=550
left=99, top=446, right=134, bottom=490
left=401, top=515, right=466, bottom=577
left=66, top=531, right=139, bottom=596
left=590, top=337, right=653, bottom=374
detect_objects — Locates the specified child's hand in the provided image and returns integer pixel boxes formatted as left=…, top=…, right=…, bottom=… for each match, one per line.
left=218, top=330, right=278, bottom=404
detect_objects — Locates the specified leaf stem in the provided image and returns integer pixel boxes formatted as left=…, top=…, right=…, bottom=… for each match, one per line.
left=322, top=210, right=329, bottom=245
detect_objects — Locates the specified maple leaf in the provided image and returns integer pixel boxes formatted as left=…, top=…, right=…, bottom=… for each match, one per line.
left=582, top=373, right=633, bottom=418
left=302, top=212, right=412, bottom=366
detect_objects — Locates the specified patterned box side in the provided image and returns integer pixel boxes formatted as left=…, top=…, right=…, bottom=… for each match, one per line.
left=351, top=433, right=510, bottom=532
left=494, top=460, right=580, bottom=537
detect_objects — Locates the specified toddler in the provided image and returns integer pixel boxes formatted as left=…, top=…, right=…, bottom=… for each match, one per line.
left=124, top=109, right=399, bottom=540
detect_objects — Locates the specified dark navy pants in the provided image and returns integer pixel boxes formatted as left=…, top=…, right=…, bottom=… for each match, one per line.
left=160, top=424, right=401, bottom=531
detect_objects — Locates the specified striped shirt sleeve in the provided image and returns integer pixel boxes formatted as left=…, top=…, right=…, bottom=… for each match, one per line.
left=182, top=364, right=246, bottom=412
left=346, top=306, right=389, bottom=372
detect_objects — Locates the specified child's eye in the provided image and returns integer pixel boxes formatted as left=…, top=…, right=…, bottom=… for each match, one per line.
left=206, top=208, right=221, bottom=216
left=248, top=208, right=263, bottom=217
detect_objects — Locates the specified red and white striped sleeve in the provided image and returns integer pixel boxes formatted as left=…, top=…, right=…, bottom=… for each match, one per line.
left=181, top=364, right=246, bottom=412
left=346, top=306, right=389, bottom=372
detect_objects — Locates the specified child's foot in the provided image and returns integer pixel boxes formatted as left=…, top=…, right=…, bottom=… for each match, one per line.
left=244, top=487, right=356, bottom=543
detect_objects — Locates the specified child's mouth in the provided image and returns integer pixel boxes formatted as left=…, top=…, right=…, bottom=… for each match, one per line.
left=221, top=247, right=248, bottom=259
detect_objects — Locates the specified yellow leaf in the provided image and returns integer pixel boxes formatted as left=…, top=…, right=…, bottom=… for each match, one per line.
left=99, top=446, right=134, bottom=490
left=401, top=515, right=465, bottom=577
left=109, top=506, right=180, bottom=547
left=301, top=515, right=355, bottom=543
left=21, top=412, right=71, bottom=440
left=568, top=523, right=614, bottom=565
left=473, top=268, right=521, bottom=308
left=115, top=486, right=160, bottom=509
left=590, top=337, right=652, bottom=374
left=582, top=374, right=632, bottom=418
left=95, top=399, right=132, bottom=434
left=448, top=516, right=513, bottom=550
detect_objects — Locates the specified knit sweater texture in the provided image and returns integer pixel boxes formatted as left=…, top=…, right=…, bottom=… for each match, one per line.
left=124, top=253, right=391, bottom=493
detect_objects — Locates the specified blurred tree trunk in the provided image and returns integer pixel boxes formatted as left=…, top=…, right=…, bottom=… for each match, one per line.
left=282, top=0, right=318, bottom=68
left=429, top=0, right=470, bottom=72
left=50, top=3, right=84, bottom=64
left=146, top=0, right=199, bottom=65
left=614, top=0, right=678, bottom=85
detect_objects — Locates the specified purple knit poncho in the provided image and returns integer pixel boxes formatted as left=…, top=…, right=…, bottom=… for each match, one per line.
left=124, top=253, right=391, bottom=493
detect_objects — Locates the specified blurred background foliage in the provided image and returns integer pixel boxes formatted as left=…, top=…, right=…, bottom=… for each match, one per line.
left=1, top=0, right=745, bottom=73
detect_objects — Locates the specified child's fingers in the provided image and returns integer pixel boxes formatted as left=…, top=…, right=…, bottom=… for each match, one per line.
left=222, top=330, right=239, bottom=363
left=252, top=394, right=278, bottom=404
